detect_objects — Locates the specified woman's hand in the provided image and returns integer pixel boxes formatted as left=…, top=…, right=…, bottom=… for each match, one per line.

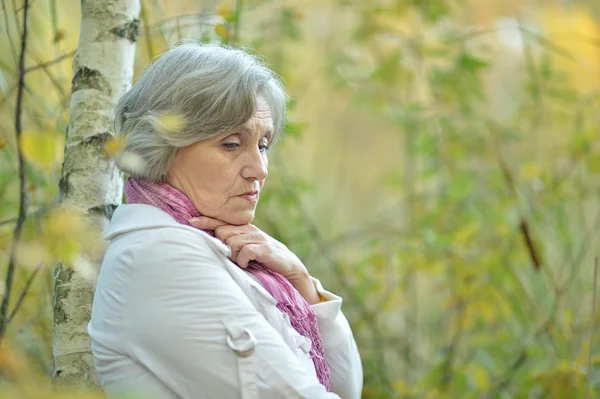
left=189, top=216, right=321, bottom=304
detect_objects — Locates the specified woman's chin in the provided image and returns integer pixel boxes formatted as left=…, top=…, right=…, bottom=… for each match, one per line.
left=223, top=210, right=255, bottom=226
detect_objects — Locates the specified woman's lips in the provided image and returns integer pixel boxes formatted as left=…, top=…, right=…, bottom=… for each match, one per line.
left=238, top=191, right=259, bottom=203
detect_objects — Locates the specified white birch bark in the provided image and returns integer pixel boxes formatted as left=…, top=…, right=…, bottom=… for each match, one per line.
left=53, top=0, right=140, bottom=387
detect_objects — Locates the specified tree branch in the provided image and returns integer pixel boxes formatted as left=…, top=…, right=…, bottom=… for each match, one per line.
left=27, top=51, right=67, bottom=101
left=0, top=0, right=30, bottom=343
left=11, top=0, right=21, bottom=35
left=7, top=264, right=41, bottom=324
left=488, top=121, right=543, bottom=273
left=232, top=0, right=243, bottom=45
left=0, top=206, right=48, bottom=228
left=0, top=0, right=19, bottom=66
left=586, top=256, right=598, bottom=399
left=140, top=0, right=154, bottom=62
left=24, top=50, right=76, bottom=73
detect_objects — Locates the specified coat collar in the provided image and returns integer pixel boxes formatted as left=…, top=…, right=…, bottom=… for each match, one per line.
left=105, top=204, right=232, bottom=257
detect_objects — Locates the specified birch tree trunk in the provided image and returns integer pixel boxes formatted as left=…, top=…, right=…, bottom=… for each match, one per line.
left=53, top=0, right=140, bottom=387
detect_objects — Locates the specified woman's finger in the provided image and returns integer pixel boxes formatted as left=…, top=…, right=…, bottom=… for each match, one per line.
left=226, top=233, right=264, bottom=262
left=188, top=216, right=227, bottom=231
left=237, top=244, right=263, bottom=268
left=214, top=224, right=256, bottom=242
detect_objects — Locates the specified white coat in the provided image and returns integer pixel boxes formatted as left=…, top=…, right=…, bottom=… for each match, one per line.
left=88, top=203, right=363, bottom=399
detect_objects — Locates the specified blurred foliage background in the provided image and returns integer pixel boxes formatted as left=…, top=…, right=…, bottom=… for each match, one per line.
left=1, top=0, right=600, bottom=398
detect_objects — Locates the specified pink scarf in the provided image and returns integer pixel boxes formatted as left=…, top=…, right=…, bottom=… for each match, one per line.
left=124, top=177, right=331, bottom=390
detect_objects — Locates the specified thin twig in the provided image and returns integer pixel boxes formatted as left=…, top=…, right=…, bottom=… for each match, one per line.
left=7, top=264, right=41, bottom=324
left=1, top=0, right=19, bottom=66
left=0, top=206, right=47, bottom=228
left=11, top=0, right=20, bottom=34
left=0, top=0, right=30, bottom=343
left=485, top=318, right=553, bottom=398
left=489, top=121, right=544, bottom=273
left=441, top=300, right=466, bottom=390
left=586, top=256, right=598, bottom=399
left=27, top=51, right=67, bottom=100
left=24, top=50, right=76, bottom=73
left=232, top=0, right=243, bottom=45
left=140, top=0, right=154, bottom=62
left=146, top=11, right=214, bottom=32
left=0, top=84, right=16, bottom=106
left=14, top=0, right=38, bottom=12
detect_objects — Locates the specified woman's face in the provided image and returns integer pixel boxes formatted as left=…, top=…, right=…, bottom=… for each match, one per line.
left=167, top=97, right=272, bottom=226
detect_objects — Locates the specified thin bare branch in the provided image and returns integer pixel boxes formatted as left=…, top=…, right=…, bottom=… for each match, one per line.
left=586, top=256, right=598, bottom=399
left=14, top=0, right=38, bottom=12
left=1, top=0, right=19, bottom=66
left=232, top=0, right=243, bottom=45
left=491, top=127, right=543, bottom=273
left=24, top=50, right=76, bottom=73
left=485, top=318, right=553, bottom=398
left=7, top=264, right=41, bottom=324
left=0, top=84, right=16, bottom=106
left=27, top=51, right=67, bottom=100
left=140, top=0, right=155, bottom=61
left=11, top=0, right=20, bottom=34
left=0, top=205, right=53, bottom=228
left=0, top=0, right=30, bottom=343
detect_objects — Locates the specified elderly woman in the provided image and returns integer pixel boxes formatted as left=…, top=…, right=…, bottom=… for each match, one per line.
left=87, top=43, right=363, bottom=399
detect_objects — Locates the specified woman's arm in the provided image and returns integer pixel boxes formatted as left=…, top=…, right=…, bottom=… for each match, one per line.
left=310, top=277, right=364, bottom=399
left=122, top=228, right=342, bottom=399
left=187, top=216, right=364, bottom=398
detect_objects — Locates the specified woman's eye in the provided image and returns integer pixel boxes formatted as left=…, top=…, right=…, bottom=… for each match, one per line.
left=223, top=142, right=240, bottom=150
left=259, top=143, right=270, bottom=152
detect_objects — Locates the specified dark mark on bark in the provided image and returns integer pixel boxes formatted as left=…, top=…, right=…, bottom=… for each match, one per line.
left=83, top=132, right=112, bottom=149
left=88, top=204, right=118, bottom=220
left=110, top=19, right=139, bottom=42
left=54, top=265, right=73, bottom=325
left=58, top=173, right=72, bottom=200
left=71, top=67, right=111, bottom=95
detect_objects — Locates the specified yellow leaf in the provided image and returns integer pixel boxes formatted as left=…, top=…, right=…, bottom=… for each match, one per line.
left=393, top=380, right=415, bottom=395
left=54, top=30, right=65, bottom=43
left=19, top=129, right=65, bottom=171
left=103, top=135, right=127, bottom=158
left=425, top=390, right=442, bottom=399
left=454, top=222, right=479, bottom=244
left=217, top=2, right=233, bottom=21
left=373, top=255, right=386, bottom=272
left=41, top=208, right=90, bottom=263
left=16, top=241, right=49, bottom=267
left=43, top=208, right=85, bottom=238
left=473, top=300, right=497, bottom=324
left=152, top=113, right=186, bottom=135
left=0, top=136, right=6, bottom=149
left=215, top=23, right=229, bottom=40
left=540, top=5, right=600, bottom=91
left=73, top=256, right=97, bottom=282
left=293, top=9, right=305, bottom=20
left=520, top=163, right=540, bottom=180
left=118, top=151, right=146, bottom=175
left=465, top=363, right=491, bottom=390
left=0, top=347, right=23, bottom=377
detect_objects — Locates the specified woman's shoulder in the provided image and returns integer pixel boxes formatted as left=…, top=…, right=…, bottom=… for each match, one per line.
left=106, top=203, right=227, bottom=254
left=100, top=204, right=230, bottom=281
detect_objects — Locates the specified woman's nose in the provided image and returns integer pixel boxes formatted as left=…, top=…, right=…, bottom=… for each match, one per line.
left=242, top=147, right=268, bottom=181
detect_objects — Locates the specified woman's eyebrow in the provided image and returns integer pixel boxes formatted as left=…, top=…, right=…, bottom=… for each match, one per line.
left=239, top=124, right=273, bottom=138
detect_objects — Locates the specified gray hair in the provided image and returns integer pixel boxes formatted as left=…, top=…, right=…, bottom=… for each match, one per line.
left=114, top=42, right=288, bottom=182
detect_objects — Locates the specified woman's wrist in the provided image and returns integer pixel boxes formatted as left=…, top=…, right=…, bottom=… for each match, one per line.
left=286, top=265, right=321, bottom=305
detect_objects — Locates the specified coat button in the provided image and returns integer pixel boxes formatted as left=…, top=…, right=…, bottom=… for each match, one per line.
left=226, top=328, right=256, bottom=357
